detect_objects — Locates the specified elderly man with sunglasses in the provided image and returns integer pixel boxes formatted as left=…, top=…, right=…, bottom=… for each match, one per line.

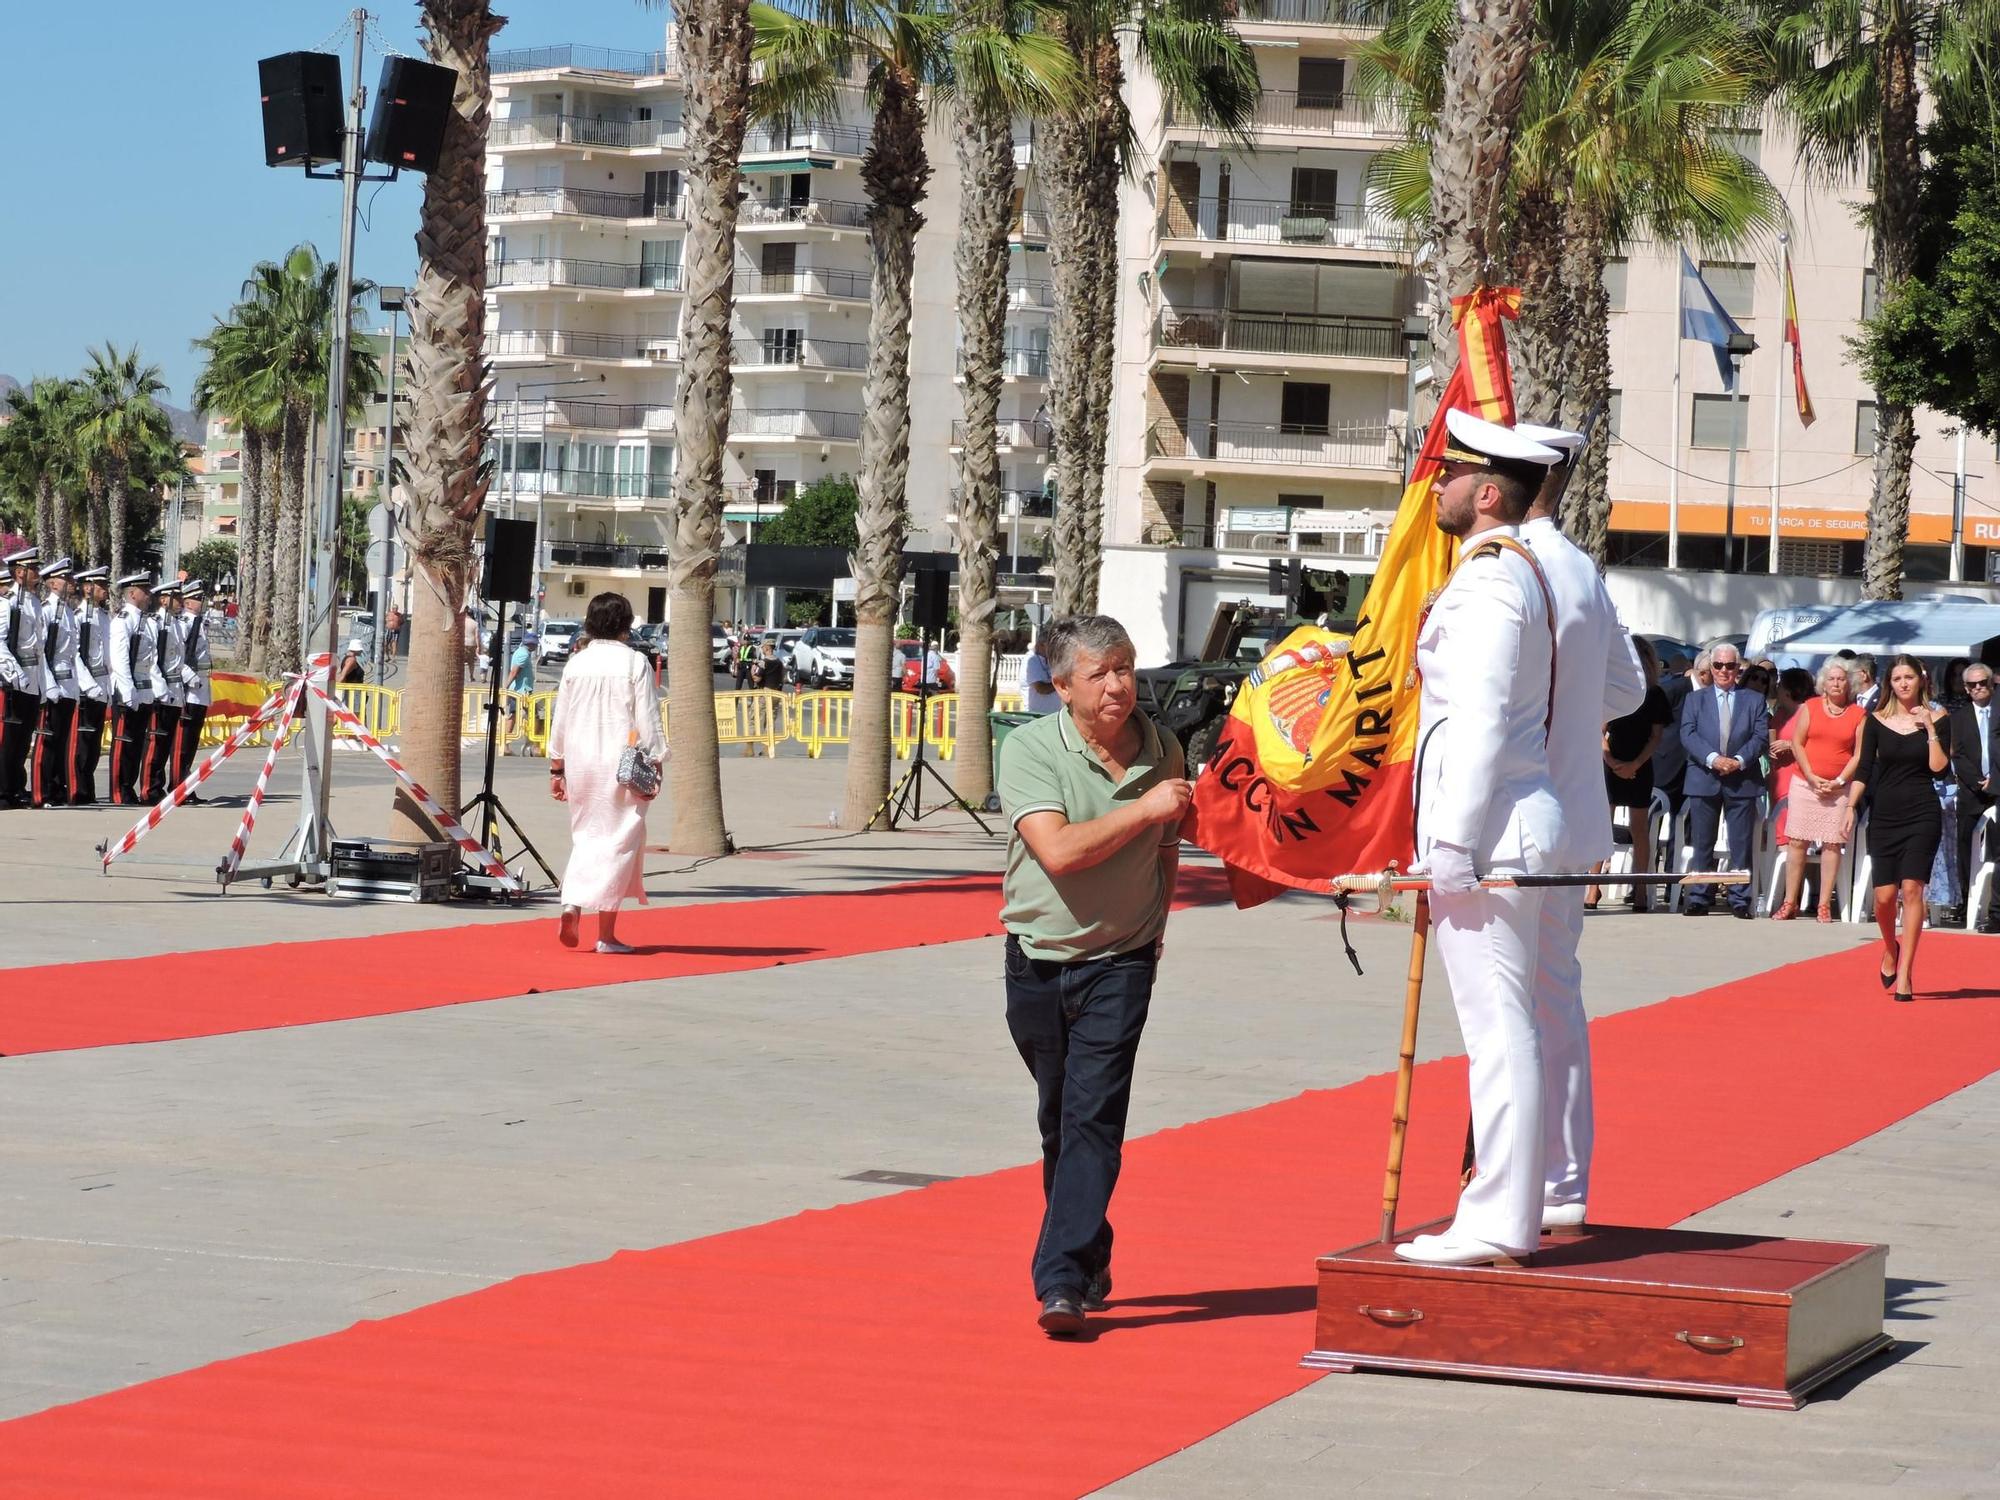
left=1678, top=645, right=1769, bottom=918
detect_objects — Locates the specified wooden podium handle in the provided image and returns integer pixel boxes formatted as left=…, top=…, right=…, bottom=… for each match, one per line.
left=1358, top=1305, right=1424, bottom=1325
left=1676, top=1330, right=1744, bottom=1352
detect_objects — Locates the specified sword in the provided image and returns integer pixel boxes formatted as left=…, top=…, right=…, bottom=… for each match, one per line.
left=1333, top=868, right=1750, bottom=904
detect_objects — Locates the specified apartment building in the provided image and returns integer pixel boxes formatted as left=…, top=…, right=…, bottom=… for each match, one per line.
left=483, top=37, right=1058, bottom=626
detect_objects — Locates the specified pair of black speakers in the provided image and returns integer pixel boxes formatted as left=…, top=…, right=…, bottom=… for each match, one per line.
left=259, top=53, right=456, bottom=173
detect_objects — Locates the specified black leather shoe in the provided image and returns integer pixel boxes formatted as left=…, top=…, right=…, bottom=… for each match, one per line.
left=1683, top=904, right=1708, bottom=917
left=1732, top=906, right=1755, bottom=920
left=1082, top=1267, right=1113, bottom=1312
left=1978, top=919, right=2000, bottom=935
left=1038, top=1294, right=1085, bottom=1336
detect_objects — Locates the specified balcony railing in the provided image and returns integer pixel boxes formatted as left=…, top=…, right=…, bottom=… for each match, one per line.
left=512, top=469, right=675, bottom=501
left=1157, top=308, right=1408, bottom=361
left=501, top=398, right=677, bottom=434
left=1013, top=209, right=1052, bottom=242
left=1007, top=280, right=1056, bottom=310
left=738, top=197, right=871, bottom=231
left=488, top=257, right=684, bottom=293
left=1164, top=89, right=1398, bottom=139
left=955, top=347, right=1051, bottom=378
left=727, top=407, right=863, bottom=441
left=1145, top=420, right=1402, bottom=470
left=950, top=487, right=1055, bottom=519
left=731, top=337, right=869, bottom=371
left=1233, top=0, right=1394, bottom=25
left=492, top=45, right=679, bottom=79
left=490, top=329, right=680, bottom=363
left=1160, top=196, right=1416, bottom=252
left=486, top=186, right=682, bottom=222
left=952, top=418, right=1053, bottom=450
left=741, top=122, right=871, bottom=157
left=490, top=113, right=686, bottom=151
left=724, top=481, right=799, bottom=508
left=732, top=267, right=871, bottom=300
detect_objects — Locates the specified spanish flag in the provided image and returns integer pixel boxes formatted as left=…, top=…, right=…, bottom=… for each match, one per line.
left=1784, top=249, right=1815, bottom=426
left=1185, top=287, right=1523, bottom=905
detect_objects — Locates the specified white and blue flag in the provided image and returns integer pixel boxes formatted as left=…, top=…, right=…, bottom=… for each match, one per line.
left=1678, top=250, right=1747, bottom=391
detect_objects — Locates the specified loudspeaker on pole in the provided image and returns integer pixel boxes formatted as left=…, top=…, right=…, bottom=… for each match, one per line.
left=912, top=567, right=950, bottom=633
left=258, top=52, right=344, bottom=167
left=364, top=57, right=456, bottom=174
left=482, top=517, right=536, bottom=604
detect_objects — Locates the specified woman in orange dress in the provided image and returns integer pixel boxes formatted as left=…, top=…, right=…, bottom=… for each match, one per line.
left=1774, top=660, right=1864, bottom=921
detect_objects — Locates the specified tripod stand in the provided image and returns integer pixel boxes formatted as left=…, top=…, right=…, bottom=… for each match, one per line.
left=884, top=626, right=993, bottom=834
left=462, top=602, right=559, bottom=891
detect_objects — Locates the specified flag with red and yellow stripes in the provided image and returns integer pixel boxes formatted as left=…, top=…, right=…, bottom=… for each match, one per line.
left=1784, top=249, right=1815, bottom=426
left=1185, top=286, right=1523, bottom=905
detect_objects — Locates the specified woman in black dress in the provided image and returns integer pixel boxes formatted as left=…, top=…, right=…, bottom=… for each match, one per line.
left=1843, top=654, right=1951, bottom=1001
left=1590, top=637, right=1672, bottom=911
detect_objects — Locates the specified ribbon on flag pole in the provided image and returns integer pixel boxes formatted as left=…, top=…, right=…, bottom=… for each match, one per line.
left=1184, top=286, right=1524, bottom=906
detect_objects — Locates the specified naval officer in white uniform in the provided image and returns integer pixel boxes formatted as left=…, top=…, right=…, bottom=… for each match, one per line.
left=1399, top=410, right=1569, bottom=1266
left=1513, top=422, right=1648, bottom=1233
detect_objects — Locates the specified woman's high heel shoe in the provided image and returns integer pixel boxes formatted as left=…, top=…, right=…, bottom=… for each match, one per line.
left=1879, top=942, right=1900, bottom=989
left=1893, top=988, right=1914, bottom=1003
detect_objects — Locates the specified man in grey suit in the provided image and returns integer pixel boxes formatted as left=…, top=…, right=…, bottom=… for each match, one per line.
left=1678, top=644, right=1768, bottom=917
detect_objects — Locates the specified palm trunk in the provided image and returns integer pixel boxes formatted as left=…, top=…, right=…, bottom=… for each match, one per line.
left=392, top=0, right=503, bottom=840
left=1556, top=204, right=1612, bottom=564
left=842, top=76, right=929, bottom=830
left=236, top=424, right=267, bottom=662
left=107, top=460, right=130, bottom=582
left=251, top=433, right=283, bottom=669
left=85, top=476, right=107, bottom=568
left=53, top=486, right=74, bottom=560
left=667, top=0, right=752, bottom=857
left=950, top=69, right=1015, bottom=808
left=268, top=401, right=310, bottom=674
left=34, top=478, right=56, bottom=557
left=1508, top=182, right=1569, bottom=425
left=1862, top=13, right=1922, bottom=602
left=1424, top=0, right=1537, bottom=380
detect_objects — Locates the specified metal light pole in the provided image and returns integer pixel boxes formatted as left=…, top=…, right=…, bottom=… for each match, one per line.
left=1951, top=424, right=1969, bottom=582
left=1722, top=331, right=1757, bottom=574
left=372, top=285, right=404, bottom=683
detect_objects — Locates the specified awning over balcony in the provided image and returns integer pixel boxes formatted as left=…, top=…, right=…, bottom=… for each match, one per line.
left=739, top=155, right=835, bottom=174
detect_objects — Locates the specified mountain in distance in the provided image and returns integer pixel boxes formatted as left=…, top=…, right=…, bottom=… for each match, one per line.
left=0, top=372, right=204, bottom=444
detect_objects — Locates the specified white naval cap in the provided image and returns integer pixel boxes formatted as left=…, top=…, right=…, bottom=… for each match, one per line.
left=1512, top=421, right=1587, bottom=453
left=1441, top=408, right=1565, bottom=470
left=181, top=578, right=207, bottom=598
left=154, top=577, right=184, bottom=595
left=3, top=546, right=41, bottom=570
left=41, top=556, right=74, bottom=579
left=75, top=566, right=109, bottom=584
left=115, top=571, right=154, bottom=591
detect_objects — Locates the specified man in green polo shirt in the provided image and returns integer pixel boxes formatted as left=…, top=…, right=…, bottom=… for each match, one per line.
left=998, top=614, right=1192, bottom=1336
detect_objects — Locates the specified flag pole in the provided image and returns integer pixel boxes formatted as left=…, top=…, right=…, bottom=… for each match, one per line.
left=1380, top=890, right=1430, bottom=1243
left=1770, top=232, right=1787, bottom=575
left=1668, top=261, right=1683, bottom=571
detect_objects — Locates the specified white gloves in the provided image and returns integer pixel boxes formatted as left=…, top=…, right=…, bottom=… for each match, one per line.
left=1424, top=841, right=1481, bottom=895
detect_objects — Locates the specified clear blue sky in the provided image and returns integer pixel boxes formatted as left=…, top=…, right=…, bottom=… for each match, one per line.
left=0, top=2, right=670, bottom=407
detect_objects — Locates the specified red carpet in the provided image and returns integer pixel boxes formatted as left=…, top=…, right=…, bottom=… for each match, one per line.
left=2, top=938, right=1996, bottom=1497
left=0, top=870, right=1230, bottom=1056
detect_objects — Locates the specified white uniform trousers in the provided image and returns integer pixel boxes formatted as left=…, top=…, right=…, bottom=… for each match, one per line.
left=1433, top=882, right=1547, bottom=1254
left=1532, top=884, right=1593, bottom=1209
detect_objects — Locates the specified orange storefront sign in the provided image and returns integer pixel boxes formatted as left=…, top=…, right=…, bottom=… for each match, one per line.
left=1609, top=499, right=1965, bottom=545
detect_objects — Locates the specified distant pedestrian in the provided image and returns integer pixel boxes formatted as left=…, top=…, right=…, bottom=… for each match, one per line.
left=1022, top=633, right=1060, bottom=715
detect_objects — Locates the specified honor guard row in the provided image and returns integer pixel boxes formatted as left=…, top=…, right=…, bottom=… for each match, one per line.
left=0, top=548, right=211, bottom=808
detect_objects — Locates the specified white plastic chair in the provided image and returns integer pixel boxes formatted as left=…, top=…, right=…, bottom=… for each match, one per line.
left=1964, top=805, right=1998, bottom=931
left=1671, top=795, right=1767, bottom=912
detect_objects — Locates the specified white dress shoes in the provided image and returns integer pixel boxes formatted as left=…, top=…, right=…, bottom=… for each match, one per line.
left=1542, top=1202, right=1588, bottom=1233
left=1394, top=1231, right=1525, bottom=1267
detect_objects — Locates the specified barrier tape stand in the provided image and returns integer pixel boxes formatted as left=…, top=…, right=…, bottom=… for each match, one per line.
left=220, top=675, right=313, bottom=885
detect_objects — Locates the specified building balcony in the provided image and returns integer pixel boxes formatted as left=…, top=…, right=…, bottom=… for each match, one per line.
left=1154, top=308, right=1410, bottom=370
left=728, top=407, right=862, bottom=443
left=544, top=538, right=670, bottom=573
left=951, top=417, right=1052, bottom=454
left=1143, top=420, right=1402, bottom=480
left=1230, top=0, right=1392, bottom=35
left=492, top=44, right=680, bottom=81
left=740, top=122, right=870, bottom=163
left=947, top=487, right=1055, bottom=523
left=732, top=267, right=871, bottom=302
left=490, top=113, right=685, bottom=153
left=955, top=347, right=1050, bottom=380
left=1013, top=208, right=1052, bottom=245
left=490, top=329, right=680, bottom=366
left=737, top=197, right=871, bottom=232
left=507, top=469, right=675, bottom=506
left=486, top=186, right=682, bottom=224
left=488, top=257, right=685, bottom=296
left=1163, top=90, right=1399, bottom=146
left=731, top=336, right=869, bottom=373
left=502, top=398, right=677, bottom=437
left=1159, top=196, right=1415, bottom=258
left=1006, top=280, right=1056, bottom=313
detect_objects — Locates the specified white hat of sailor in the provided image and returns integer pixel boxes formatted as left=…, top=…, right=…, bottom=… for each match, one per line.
left=1441, top=408, right=1565, bottom=473
left=3, top=545, right=41, bottom=571
left=1512, top=421, right=1587, bottom=454
left=181, top=578, right=207, bottom=598
left=116, top=571, right=154, bottom=591
left=41, top=556, right=75, bottom=579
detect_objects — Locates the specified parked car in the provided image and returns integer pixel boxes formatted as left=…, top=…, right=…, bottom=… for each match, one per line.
left=630, top=622, right=667, bottom=670
left=538, top=620, right=583, bottom=664
left=791, top=626, right=859, bottom=686
left=711, top=622, right=733, bottom=670
left=769, top=629, right=803, bottom=666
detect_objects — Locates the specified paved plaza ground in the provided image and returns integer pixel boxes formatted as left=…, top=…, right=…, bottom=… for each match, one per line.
left=1, top=744, right=1995, bottom=1496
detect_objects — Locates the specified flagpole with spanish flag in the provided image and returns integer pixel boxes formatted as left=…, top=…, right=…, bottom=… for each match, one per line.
left=1771, top=232, right=1787, bottom=573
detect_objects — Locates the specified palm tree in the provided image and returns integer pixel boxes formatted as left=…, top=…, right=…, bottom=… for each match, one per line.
left=193, top=321, right=280, bottom=667
left=0, top=379, right=81, bottom=556
left=77, top=344, right=175, bottom=581
left=657, top=0, right=755, bottom=858
left=941, top=0, right=1081, bottom=807
left=1761, top=0, right=1997, bottom=598
left=753, top=0, right=948, bottom=829
left=1367, top=0, right=1785, bottom=560
left=388, top=0, right=503, bottom=843
left=1038, top=0, right=1258, bottom=614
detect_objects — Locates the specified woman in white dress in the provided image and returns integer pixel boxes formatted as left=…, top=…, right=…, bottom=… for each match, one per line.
left=547, top=593, right=666, bottom=953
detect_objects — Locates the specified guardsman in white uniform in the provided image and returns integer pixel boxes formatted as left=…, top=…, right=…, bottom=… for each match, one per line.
left=70, top=568, right=113, bottom=804
left=1511, top=422, right=1648, bottom=1233
left=1399, top=411, right=1569, bottom=1266
left=110, top=573, right=157, bottom=805
left=32, top=558, right=80, bottom=808
left=173, top=579, right=214, bottom=794
left=0, top=547, right=47, bottom=807
left=144, top=578, right=185, bottom=802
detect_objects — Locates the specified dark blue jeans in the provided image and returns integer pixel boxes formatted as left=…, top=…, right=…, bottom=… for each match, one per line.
left=1004, top=933, right=1157, bottom=1301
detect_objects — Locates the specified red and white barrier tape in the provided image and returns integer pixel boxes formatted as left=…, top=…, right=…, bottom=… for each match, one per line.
left=308, top=682, right=518, bottom=887
left=220, top=676, right=311, bottom=882
left=99, top=683, right=294, bottom=871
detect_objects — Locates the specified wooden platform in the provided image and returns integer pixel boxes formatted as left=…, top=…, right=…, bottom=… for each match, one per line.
left=1305, top=1221, right=1893, bottom=1409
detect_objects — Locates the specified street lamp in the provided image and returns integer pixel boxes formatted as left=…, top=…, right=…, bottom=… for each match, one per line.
left=372, top=284, right=405, bottom=683
left=1723, top=330, right=1758, bottom=574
